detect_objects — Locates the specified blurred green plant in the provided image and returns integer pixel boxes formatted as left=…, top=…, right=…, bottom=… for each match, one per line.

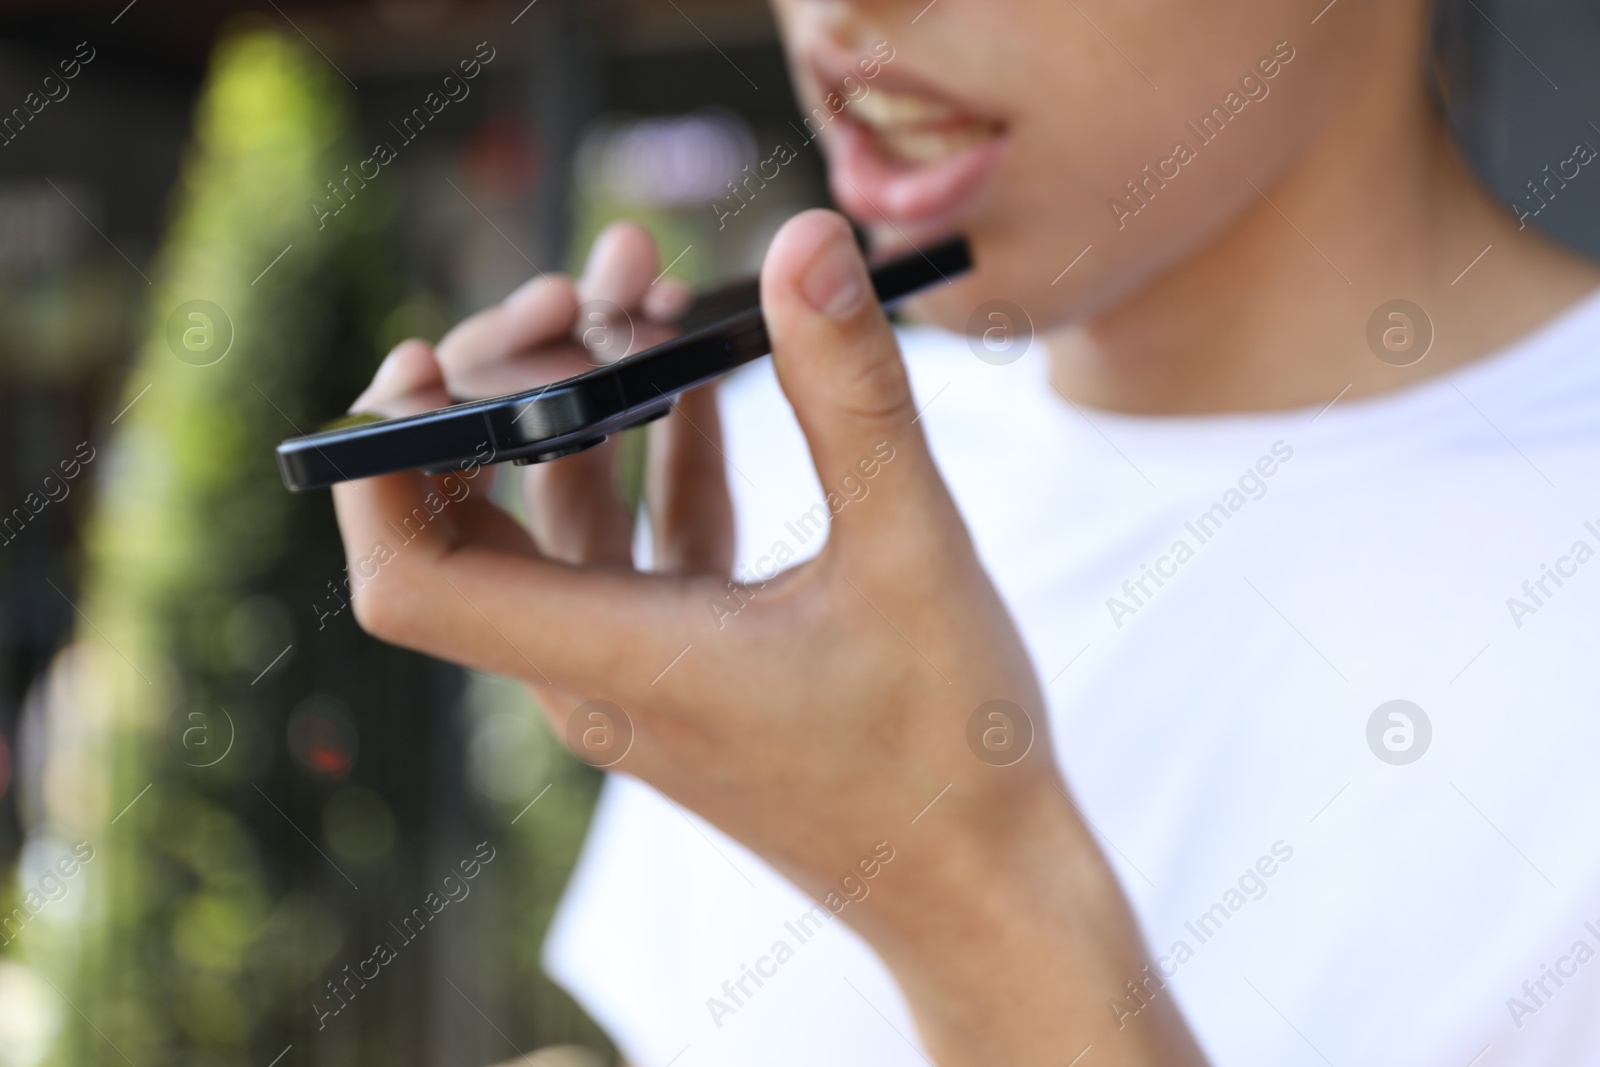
left=9, top=24, right=610, bottom=1067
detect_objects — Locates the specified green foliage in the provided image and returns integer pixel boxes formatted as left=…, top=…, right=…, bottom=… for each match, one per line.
left=48, top=27, right=402, bottom=1066
left=17, top=27, right=611, bottom=1066
left=87, top=28, right=381, bottom=629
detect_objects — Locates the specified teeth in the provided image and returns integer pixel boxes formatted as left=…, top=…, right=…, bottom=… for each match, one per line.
left=839, top=85, right=998, bottom=164
left=849, top=87, right=962, bottom=127
left=872, top=124, right=995, bottom=165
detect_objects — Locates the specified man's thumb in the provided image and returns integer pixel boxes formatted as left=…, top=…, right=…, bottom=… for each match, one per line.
left=761, top=210, right=941, bottom=533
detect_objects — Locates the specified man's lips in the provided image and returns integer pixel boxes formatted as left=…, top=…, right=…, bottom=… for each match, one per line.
left=805, top=54, right=1010, bottom=231
left=823, top=112, right=1010, bottom=232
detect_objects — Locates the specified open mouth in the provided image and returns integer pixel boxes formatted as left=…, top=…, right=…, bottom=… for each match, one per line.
left=846, top=84, right=1005, bottom=166
left=810, top=57, right=1010, bottom=234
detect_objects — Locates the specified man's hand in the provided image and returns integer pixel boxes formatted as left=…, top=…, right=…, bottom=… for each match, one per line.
left=331, top=210, right=1205, bottom=1066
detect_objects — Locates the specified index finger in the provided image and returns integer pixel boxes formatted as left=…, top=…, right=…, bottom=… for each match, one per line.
left=336, top=464, right=716, bottom=720
left=436, top=274, right=581, bottom=384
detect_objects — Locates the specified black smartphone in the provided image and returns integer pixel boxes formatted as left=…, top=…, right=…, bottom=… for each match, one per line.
left=275, top=234, right=971, bottom=491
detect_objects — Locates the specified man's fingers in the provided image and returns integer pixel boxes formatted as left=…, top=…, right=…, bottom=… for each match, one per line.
left=436, top=275, right=582, bottom=395
left=643, top=276, right=693, bottom=324
left=519, top=222, right=669, bottom=563
left=760, top=210, right=951, bottom=546
left=351, top=338, right=449, bottom=416
left=521, top=438, right=635, bottom=566
left=570, top=221, right=658, bottom=367
left=646, top=382, right=734, bottom=575
left=357, top=536, right=713, bottom=732
left=577, top=221, right=661, bottom=325
left=516, top=224, right=646, bottom=564
left=340, top=339, right=540, bottom=595
left=438, top=222, right=662, bottom=396
left=642, top=273, right=730, bottom=575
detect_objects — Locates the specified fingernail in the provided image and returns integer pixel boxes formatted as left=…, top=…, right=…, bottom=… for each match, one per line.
left=799, top=227, right=867, bottom=319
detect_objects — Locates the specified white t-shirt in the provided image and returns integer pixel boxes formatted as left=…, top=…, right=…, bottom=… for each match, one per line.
left=545, top=291, right=1600, bottom=1067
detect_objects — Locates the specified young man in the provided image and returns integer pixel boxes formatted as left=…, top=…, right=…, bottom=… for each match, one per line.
left=333, top=0, right=1600, bottom=1063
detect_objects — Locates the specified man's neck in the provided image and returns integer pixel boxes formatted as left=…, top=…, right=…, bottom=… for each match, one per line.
left=1048, top=89, right=1600, bottom=416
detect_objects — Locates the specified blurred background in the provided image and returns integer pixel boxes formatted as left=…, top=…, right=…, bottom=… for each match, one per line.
left=0, top=0, right=1593, bottom=1065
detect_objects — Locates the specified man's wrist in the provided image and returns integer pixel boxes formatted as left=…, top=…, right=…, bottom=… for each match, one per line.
left=852, top=772, right=1204, bottom=1065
